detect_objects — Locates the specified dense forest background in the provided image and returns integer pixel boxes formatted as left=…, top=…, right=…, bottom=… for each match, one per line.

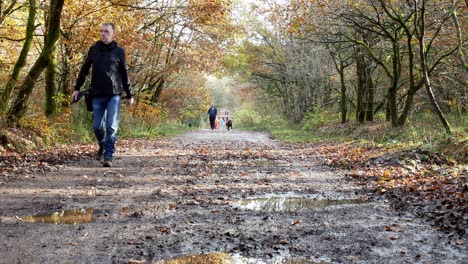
left=0, top=0, right=466, bottom=151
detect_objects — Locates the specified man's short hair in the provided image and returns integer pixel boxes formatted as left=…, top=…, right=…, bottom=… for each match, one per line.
left=102, top=22, right=115, bottom=32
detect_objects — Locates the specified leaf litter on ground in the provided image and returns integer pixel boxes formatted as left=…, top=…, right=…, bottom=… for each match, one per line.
left=310, top=142, right=467, bottom=238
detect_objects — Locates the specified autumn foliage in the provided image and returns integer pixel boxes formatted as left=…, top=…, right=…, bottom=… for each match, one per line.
left=0, top=0, right=234, bottom=147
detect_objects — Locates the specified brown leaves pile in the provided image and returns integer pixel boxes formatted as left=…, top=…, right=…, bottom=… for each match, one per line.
left=0, top=144, right=94, bottom=178
left=315, top=143, right=467, bottom=237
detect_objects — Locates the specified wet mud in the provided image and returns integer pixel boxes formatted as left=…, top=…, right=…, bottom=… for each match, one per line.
left=0, top=130, right=466, bottom=263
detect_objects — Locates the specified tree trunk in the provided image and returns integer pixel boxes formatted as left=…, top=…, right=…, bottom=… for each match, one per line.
left=0, top=0, right=36, bottom=114
left=355, top=45, right=373, bottom=123
left=355, top=46, right=364, bottom=123
left=151, top=76, right=165, bottom=104
left=385, top=98, right=391, bottom=121
left=6, top=0, right=64, bottom=124
left=396, top=21, right=418, bottom=127
left=326, top=45, right=351, bottom=124
left=396, top=87, right=419, bottom=126
left=365, top=67, right=374, bottom=122
left=58, top=42, right=73, bottom=107
left=418, top=1, right=452, bottom=134
left=451, top=0, right=468, bottom=72
left=339, top=65, right=347, bottom=124
left=45, top=45, right=57, bottom=117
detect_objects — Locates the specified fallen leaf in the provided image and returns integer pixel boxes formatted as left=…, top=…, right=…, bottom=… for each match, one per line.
left=291, top=220, right=301, bottom=226
left=128, top=260, right=146, bottom=264
left=384, top=225, right=400, bottom=232
left=159, top=226, right=170, bottom=234
left=455, top=239, right=464, bottom=245
left=120, top=207, right=129, bottom=214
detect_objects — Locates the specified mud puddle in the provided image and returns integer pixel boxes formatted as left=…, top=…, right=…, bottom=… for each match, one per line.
left=235, top=196, right=367, bottom=212
left=154, top=252, right=326, bottom=264
left=23, top=208, right=93, bottom=224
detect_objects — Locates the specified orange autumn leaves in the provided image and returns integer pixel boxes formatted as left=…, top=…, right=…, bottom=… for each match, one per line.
left=319, top=142, right=466, bottom=233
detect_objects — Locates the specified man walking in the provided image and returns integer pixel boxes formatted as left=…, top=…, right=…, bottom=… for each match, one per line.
left=207, top=104, right=217, bottom=130
left=72, top=22, right=133, bottom=167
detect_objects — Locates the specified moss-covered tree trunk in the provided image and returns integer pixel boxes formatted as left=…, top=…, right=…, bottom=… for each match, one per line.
left=6, top=0, right=64, bottom=124
left=58, top=42, right=73, bottom=107
left=0, top=0, right=36, bottom=114
left=355, top=45, right=374, bottom=123
left=339, top=63, right=347, bottom=124
left=327, top=43, right=352, bottom=124
left=365, top=70, right=375, bottom=122
left=451, top=0, right=468, bottom=72
left=45, top=45, right=57, bottom=117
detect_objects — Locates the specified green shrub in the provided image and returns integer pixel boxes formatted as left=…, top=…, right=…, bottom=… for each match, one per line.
left=235, top=104, right=262, bottom=129
left=70, top=104, right=94, bottom=143
left=301, top=107, right=339, bottom=131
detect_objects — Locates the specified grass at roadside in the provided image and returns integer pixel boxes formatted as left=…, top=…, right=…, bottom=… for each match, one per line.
left=248, top=111, right=467, bottom=163
left=0, top=104, right=194, bottom=153
left=119, top=122, right=193, bottom=138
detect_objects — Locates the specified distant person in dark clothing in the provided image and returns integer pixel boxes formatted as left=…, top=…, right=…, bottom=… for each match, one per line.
left=207, top=104, right=217, bottom=130
left=226, top=119, right=233, bottom=131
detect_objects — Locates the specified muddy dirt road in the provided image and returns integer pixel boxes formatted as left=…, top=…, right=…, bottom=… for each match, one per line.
left=0, top=130, right=466, bottom=263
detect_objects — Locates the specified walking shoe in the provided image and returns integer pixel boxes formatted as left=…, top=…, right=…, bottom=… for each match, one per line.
left=103, top=159, right=112, bottom=167
left=96, top=147, right=104, bottom=161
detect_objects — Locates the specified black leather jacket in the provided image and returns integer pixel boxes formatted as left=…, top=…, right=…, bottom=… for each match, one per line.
left=74, top=41, right=132, bottom=98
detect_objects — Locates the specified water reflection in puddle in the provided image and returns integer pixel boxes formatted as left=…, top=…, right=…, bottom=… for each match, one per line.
left=156, top=252, right=227, bottom=264
left=23, top=208, right=93, bottom=224
left=156, top=252, right=326, bottom=264
left=236, top=197, right=367, bottom=212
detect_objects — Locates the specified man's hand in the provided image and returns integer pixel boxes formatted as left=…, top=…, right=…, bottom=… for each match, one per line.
left=127, top=97, right=134, bottom=106
left=72, top=91, right=80, bottom=103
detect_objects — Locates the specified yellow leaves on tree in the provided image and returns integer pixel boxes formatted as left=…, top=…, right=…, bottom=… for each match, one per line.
left=158, top=72, right=211, bottom=123
left=186, top=0, right=230, bottom=26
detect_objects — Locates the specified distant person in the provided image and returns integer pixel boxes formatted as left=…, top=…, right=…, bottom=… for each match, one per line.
left=219, top=117, right=225, bottom=130
left=207, top=104, right=217, bottom=130
left=72, top=22, right=133, bottom=167
left=226, top=119, right=233, bottom=131
left=215, top=118, right=219, bottom=130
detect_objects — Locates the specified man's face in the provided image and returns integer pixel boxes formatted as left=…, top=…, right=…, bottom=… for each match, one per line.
left=100, top=25, right=114, bottom=44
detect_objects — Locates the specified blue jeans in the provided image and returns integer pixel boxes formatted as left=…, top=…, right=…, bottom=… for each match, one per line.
left=92, top=96, right=121, bottom=160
